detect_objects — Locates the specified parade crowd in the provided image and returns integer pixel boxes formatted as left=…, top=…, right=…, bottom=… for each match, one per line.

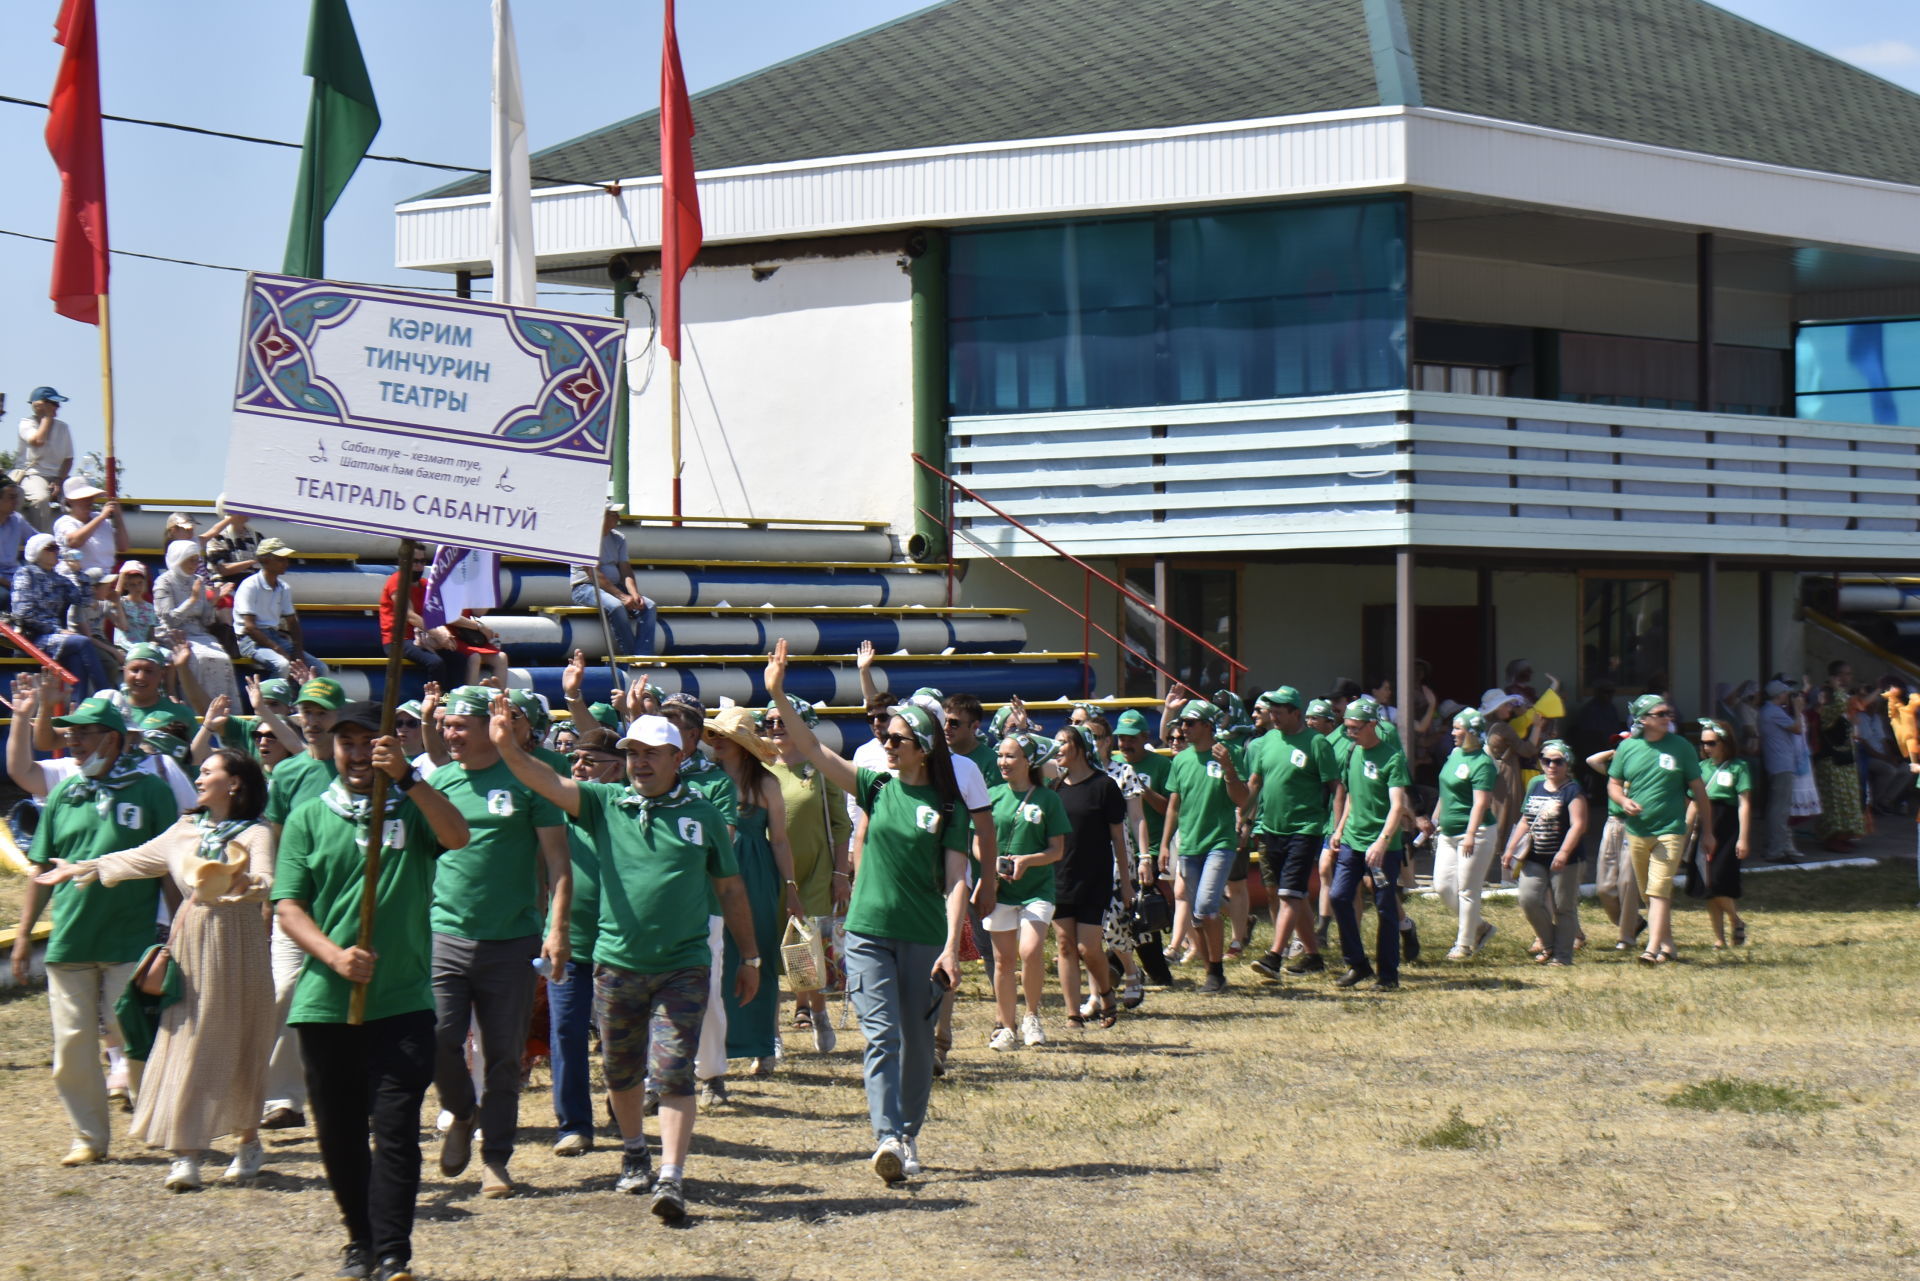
left=8, top=580, right=1911, bottom=1279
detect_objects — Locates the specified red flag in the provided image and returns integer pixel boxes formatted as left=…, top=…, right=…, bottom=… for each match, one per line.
left=46, top=0, right=109, bottom=325
left=659, top=0, right=701, bottom=360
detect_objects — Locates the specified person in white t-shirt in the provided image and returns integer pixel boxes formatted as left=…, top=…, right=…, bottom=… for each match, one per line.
left=15, top=387, right=74, bottom=532
left=51, top=477, right=124, bottom=579
left=231, top=538, right=327, bottom=680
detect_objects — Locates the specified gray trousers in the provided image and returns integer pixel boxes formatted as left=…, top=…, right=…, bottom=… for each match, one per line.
left=1763, top=771, right=1795, bottom=859
left=432, top=933, right=538, bottom=1166
left=1594, top=816, right=1641, bottom=942
left=1517, top=859, right=1580, bottom=964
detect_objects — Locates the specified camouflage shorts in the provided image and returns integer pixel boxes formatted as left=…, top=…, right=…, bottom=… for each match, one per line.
left=594, top=964, right=709, bottom=1096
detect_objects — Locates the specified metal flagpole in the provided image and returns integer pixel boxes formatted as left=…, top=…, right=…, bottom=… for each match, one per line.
left=349, top=537, right=417, bottom=1025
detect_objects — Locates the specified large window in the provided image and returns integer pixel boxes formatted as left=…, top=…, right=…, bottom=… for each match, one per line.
left=1118, top=563, right=1239, bottom=699
left=949, top=198, right=1407, bottom=416
left=1796, top=318, right=1920, bottom=426
left=1580, top=573, right=1671, bottom=695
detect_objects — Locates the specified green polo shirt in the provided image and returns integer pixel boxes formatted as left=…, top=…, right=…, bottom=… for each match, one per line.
left=30, top=772, right=178, bottom=965
left=427, top=758, right=566, bottom=940
left=574, top=781, right=736, bottom=974
left=1609, top=734, right=1702, bottom=838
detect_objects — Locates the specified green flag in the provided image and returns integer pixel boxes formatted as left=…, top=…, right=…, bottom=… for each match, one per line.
left=283, top=0, right=380, bottom=279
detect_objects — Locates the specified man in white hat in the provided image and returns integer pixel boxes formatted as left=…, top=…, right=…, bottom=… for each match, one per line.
left=51, top=476, right=124, bottom=580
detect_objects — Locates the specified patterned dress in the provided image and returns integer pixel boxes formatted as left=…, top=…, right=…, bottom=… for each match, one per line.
left=1100, top=758, right=1146, bottom=953
left=1813, top=699, right=1864, bottom=840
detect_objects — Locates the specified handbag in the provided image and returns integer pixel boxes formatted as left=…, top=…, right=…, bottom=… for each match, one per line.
left=780, top=916, right=828, bottom=993
left=130, top=943, right=174, bottom=997
left=1128, top=880, right=1174, bottom=937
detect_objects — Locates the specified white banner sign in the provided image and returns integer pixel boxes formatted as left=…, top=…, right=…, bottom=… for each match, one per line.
left=223, top=273, right=622, bottom=561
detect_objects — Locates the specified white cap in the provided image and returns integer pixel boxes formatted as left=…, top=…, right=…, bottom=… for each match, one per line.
left=618, top=714, right=682, bottom=750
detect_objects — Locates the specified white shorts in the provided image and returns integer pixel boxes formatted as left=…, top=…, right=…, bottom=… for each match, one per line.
left=983, top=900, right=1056, bottom=932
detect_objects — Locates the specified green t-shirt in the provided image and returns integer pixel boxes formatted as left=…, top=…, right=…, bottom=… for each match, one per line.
left=988, top=783, right=1071, bottom=905
left=427, top=759, right=566, bottom=940
left=1608, top=734, right=1702, bottom=838
left=533, top=744, right=571, bottom=775
left=677, top=757, right=736, bottom=914
left=1704, top=756, right=1753, bottom=804
left=1248, top=728, right=1338, bottom=836
left=271, top=795, right=447, bottom=1024
left=1436, top=746, right=1500, bottom=836
left=551, top=819, right=601, bottom=960
left=30, top=773, right=178, bottom=965
left=1116, top=750, right=1172, bottom=853
left=1340, top=739, right=1411, bottom=850
left=574, top=781, right=736, bottom=974
left=845, top=767, right=969, bottom=947
left=267, top=752, right=338, bottom=826
left=1164, top=742, right=1249, bottom=858
left=964, top=740, right=1001, bottom=787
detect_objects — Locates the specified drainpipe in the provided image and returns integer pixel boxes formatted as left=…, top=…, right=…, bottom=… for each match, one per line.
left=908, top=230, right=949, bottom=562
left=609, top=255, right=635, bottom=511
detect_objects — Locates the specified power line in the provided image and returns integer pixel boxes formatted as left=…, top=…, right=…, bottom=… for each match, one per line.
left=0, top=93, right=623, bottom=195
left=0, top=227, right=615, bottom=298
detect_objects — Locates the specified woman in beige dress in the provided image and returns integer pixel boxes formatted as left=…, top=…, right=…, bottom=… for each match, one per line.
left=36, top=747, right=274, bottom=1191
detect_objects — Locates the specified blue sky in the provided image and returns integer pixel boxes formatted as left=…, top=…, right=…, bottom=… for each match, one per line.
left=1, top=0, right=1916, bottom=499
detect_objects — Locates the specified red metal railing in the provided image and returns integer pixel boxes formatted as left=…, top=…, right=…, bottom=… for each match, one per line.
left=911, top=453, right=1247, bottom=697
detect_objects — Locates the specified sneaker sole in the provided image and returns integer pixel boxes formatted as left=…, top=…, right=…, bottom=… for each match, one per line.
left=651, top=1195, right=686, bottom=1223
left=873, top=1149, right=906, bottom=1184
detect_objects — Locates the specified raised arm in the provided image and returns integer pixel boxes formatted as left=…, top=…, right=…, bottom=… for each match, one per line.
left=418, top=683, right=450, bottom=767
left=560, top=649, right=594, bottom=731
left=487, top=691, right=585, bottom=817
left=765, top=640, right=859, bottom=795
left=6, top=674, right=50, bottom=796
left=855, top=638, right=881, bottom=709
left=242, top=676, right=306, bottom=755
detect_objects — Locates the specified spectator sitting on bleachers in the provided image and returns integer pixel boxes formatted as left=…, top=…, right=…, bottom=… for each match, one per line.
left=231, top=538, right=327, bottom=681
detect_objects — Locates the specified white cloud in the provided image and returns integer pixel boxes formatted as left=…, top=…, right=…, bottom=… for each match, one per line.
left=1838, top=39, right=1920, bottom=67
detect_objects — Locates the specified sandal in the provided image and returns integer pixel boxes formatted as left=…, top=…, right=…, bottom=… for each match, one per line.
left=1066, top=1014, right=1087, bottom=1030
left=792, top=1006, right=813, bottom=1032
left=1097, top=990, right=1118, bottom=1030
left=1733, top=921, right=1748, bottom=946
left=1637, top=950, right=1665, bottom=965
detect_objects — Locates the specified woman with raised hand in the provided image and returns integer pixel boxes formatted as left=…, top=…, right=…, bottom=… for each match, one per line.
left=109, top=560, right=157, bottom=652
left=764, top=639, right=970, bottom=1185
left=764, top=695, right=853, bottom=1051
left=1050, top=723, right=1130, bottom=1029
left=702, top=707, right=805, bottom=1077
left=35, top=748, right=275, bottom=1189
left=1431, top=708, right=1501, bottom=960
left=151, top=538, right=238, bottom=708
left=1689, top=718, right=1753, bottom=948
left=1501, top=739, right=1589, bottom=966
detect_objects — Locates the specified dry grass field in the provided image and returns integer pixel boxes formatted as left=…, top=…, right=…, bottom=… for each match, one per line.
left=2, top=863, right=1918, bottom=1281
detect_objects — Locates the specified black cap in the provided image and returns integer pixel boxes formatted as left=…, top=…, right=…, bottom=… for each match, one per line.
left=331, top=700, right=385, bottom=734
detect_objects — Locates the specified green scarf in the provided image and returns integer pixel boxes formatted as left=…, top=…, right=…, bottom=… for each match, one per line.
left=195, top=812, right=260, bottom=860
left=320, top=779, right=407, bottom=851
left=612, top=780, right=685, bottom=827
left=61, top=751, right=149, bottom=813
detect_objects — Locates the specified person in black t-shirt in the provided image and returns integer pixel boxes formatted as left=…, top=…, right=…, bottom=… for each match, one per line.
left=1050, top=726, right=1130, bottom=1028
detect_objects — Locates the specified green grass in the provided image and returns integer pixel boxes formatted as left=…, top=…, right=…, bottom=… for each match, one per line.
left=1412, top=1105, right=1504, bottom=1150
left=1666, top=1075, right=1838, bottom=1115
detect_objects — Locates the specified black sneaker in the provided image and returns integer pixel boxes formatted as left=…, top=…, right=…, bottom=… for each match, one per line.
left=1199, top=971, right=1227, bottom=994
left=371, top=1258, right=415, bottom=1281
left=1372, top=977, right=1400, bottom=992
left=1284, top=951, right=1327, bottom=975
left=615, top=1149, right=653, bottom=1194
left=1401, top=920, right=1422, bottom=963
left=1249, top=952, right=1284, bottom=982
left=1334, top=965, right=1375, bottom=989
left=337, top=1242, right=372, bottom=1280
left=650, top=1176, right=687, bottom=1223
left=262, top=1106, right=306, bottom=1130
left=642, top=1089, right=661, bottom=1116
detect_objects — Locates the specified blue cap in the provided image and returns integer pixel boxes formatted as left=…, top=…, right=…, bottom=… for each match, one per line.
left=29, top=386, right=66, bottom=404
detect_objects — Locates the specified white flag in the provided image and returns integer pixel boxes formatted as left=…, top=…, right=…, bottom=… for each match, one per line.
left=490, top=0, right=536, bottom=306
left=423, top=547, right=501, bottom=628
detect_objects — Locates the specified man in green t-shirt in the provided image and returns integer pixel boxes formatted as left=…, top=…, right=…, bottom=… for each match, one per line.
left=1608, top=693, right=1712, bottom=963
left=270, top=702, right=469, bottom=1281
left=101, top=641, right=201, bottom=724
left=260, top=675, right=347, bottom=1132
left=1161, top=700, right=1250, bottom=993
left=428, top=686, right=573, bottom=1199
left=489, top=696, right=759, bottom=1225
left=1327, top=699, right=1411, bottom=991
left=1245, top=687, right=1338, bottom=982
left=12, top=697, right=178, bottom=1166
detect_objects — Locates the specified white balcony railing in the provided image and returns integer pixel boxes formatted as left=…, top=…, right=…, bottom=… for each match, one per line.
left=947, top=391, right=1920, bottom=560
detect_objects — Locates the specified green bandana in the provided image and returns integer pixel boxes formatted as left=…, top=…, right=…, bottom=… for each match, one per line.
left=195, top=812, right=260, bottom=861
left=768, top=694, right=819, bottom=728
left=61, top=750, right=148, bottom=812
left=320, top=779, right=407, bottom=839
left=123, top=642, right=166, bottom=665
left=1540, top=739, right=1574, bottom=763
left=892, top=704, right=940, bottom=754
left=1013, top=732, right=1058, bottom=769
left=1452, top=708, right=1486, bottom=732
left=611, top=780, right=685, bottom=825
left=1062, top=724, right=1098, bottom=762
left=1629, top=693, right=1666, bottom=719
left=441, top=685, right=495, bottom=717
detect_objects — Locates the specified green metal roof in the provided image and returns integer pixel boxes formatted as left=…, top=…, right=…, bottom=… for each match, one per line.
left=415, top=0, right=1920, bottom=202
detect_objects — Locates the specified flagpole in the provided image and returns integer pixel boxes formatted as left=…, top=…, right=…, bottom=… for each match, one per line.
left=669, top=357, right=682, bottom=523
left=96, top=292, right=115, bottom=497
left=349, top=536, right=417, bottom=1025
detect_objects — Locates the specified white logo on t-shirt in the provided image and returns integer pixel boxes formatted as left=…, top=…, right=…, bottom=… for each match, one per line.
left=1454, top=764, right=1470, bottom=780
left=486, top=789, right=515, bottom=816
left=1019, top=802, right=1044, bottom=825
left=1289, top=748, right=1308, bottom=769
left=1205, top=761, right=1224, bottom=779
left=1364, top=761, right=1380, bottom=781
left=913, top=805, right=940, bottom=833
left=1714, top=769, right=1733, bottom=787
left=114, top=802, right=142, bottom=829
left=677, top=816, right=704, bottom=845
left=382, top=819, right=406, bottom=848
left=1659, top=754, right=1676, bottom=771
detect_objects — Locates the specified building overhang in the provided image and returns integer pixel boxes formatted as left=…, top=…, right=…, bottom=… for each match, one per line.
left=395, top=106, right=1920, bottom=278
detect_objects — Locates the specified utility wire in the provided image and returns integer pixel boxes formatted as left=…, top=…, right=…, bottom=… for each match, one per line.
left=0, top=93, right=624, bottom=195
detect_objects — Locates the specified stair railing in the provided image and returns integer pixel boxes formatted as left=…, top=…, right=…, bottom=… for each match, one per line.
left=911, top=453, right=1248, bottom=698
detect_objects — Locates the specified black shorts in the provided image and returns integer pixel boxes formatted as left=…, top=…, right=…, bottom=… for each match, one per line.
left=1259, top=832, right=1321, bottom=899
left=1229, top=844, right=1251, bottom=883
left=1052, top=875, right=1113, bottom=926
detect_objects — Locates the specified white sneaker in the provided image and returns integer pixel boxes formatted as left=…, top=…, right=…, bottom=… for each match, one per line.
left=164, top=1157, right=202, bottom=1192
left=1021, top=1013, right=1046, bottom=1047
left=872, top=1136, right=907, bottom=1185
left=435, top=1108, right=455, bottom=1133
left=1078, top=992, right=1098, bottom=1019
left=901, top=1135, right=922, bottom=1178
left=812, top=1015, right=837, bottom=1054
left=222, top=1139, right=264, bottom=1182
left=988, top=1025, right=1017, bottom=1051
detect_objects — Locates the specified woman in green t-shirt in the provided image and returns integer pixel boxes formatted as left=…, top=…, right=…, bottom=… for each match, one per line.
left=1689, top=718, right=1752, bottom=947
left=1430, top=708, right=1501, bottom=961
left=764, top=641, right=970, bottom=1187
left=983, top=733, right=1069, bottom=1050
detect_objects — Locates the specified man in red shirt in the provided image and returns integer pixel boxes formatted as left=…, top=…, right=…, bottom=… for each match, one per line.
left=381, top=545, right=457, bottom=694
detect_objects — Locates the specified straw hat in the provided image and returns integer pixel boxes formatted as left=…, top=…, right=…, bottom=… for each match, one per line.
left=703, top=705, right=777, bottom=763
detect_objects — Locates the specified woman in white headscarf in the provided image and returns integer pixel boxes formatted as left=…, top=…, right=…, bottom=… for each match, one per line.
left=152, top=540, right=238, bottom=707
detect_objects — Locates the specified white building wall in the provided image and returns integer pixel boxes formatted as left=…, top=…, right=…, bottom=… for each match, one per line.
left=626, top=253, right=915, bottom=528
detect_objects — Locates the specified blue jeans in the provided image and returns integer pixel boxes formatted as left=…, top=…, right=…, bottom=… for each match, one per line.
left=1330, top=842, right=1402, bottom=981
left=843, top=932, right=941, bottom=1143
left=237, top=627, right=328, bottom=679
left=570, top=582, right=655, bottom=659
left=1179, top=847, right=1237, bottom=921
left=38, top=631, right=106, bottom=700
left=547, top=959, right=595, bottom=1139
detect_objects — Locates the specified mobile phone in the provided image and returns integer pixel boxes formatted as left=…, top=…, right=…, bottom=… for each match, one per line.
left=997, top=855, right=1016, bottom=879
left=932, top=967, right=952, bottom=991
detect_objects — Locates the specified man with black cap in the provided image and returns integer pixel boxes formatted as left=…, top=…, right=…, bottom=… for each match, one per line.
left=272, top=701, right=469, bottom=1281
left=11, top=696, right=179, bottom=1165
left=1326, top=698, right=1411, bottom=991
left=15, top=386, right=74, bottom=532
left=1245, top=687, right=1338, bottom=981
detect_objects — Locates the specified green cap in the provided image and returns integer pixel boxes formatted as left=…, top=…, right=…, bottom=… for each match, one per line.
left=911, top=686, right=945, bottom=704
left=138, top=707, right=194, bottom=736
left=639, top=682, right=665, bottom=703
left=1304, top=699, right=1335, bottom=719
left=1452, top=707, right=1486, bottom=732
left=257, top=678, right=295, bottom=706
left=297, top=678, right=346, bottom=711
left=1257, top=686, right=1302, bottom=710
left=54, top=697, right=126, bottom=733
left=1343, top=698, right=1381, bottom=724
left=1176, top=699, right=1221, bottom=724
left=588, top=701, right=620, bottom=729
left=1630, top=693, right=1668, bottom=718
left=1113, top=709, right=1151, bottom=736
left=122, top=642, right=166, bottom=666
left=396, top=700, right=425, bottom=721
left=441, top=685, right=495, bottom=716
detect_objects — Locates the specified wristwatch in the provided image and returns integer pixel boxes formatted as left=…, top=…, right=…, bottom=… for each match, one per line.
left=397, top=767, right=423, bottom=791
left=742, top=956, right=762, bottom=968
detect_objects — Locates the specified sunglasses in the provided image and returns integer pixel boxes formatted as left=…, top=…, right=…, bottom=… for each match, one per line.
left=763, top=717, right=785, bottom=729
left=1645, top=709, right=1674, bottom=719
left=1541, top=756, right=1568, bottom=766
left=1699, top=737, right=1719, bottom=746
left=571, top=751, right=621, bottom=765
left=882, top=732, right=920, bottom=749
left=868, top=713, right=890, bottom=724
